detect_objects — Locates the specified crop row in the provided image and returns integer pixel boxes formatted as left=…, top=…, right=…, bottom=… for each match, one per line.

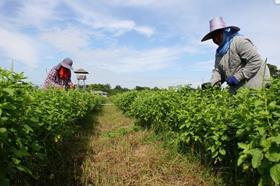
left=113, top=81, right=280, bottom=185
left=0, top=68, right=104, bottom=185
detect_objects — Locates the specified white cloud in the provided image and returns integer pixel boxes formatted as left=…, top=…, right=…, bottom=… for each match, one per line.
left=134, top=26, right=155, bottom=37
left=40, top=27, right=90, bottom=52
left=102, top=20, right=155, bottom=37
left=108, top=0, right=180, bottom=7
left=108, top=20, right=135, bottom=30
left=71, top=46, right=185, bottom=73
left=0, top=28, right=38, bottom=67
left=16, top=0, right=59, bottom=28
left=105, top=20, right=136, bottom=36
left=109, top=0, right=160, bottom=6
left=192, top=59, right=214, bottom=72
left=234, top=11, right=280, bottom=67
left=63, top=0, right=155, bottom=37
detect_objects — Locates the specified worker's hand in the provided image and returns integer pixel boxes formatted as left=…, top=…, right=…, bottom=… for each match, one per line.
left=226, top=76, right=239, bottom=86
left=69, top=83, right=75, bottom=89
left=213, top=81, right=221, bottom=87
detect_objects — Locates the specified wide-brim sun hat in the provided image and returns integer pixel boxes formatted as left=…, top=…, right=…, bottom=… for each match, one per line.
left=201, top=17, right=240, bottom=42
left=60, top=57, right=73, bottom=70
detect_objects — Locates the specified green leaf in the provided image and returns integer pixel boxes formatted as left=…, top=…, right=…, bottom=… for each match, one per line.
left=3, top=88, right=14, bottom=96
left=0, top=128, right=7, bottom=134
left=23, top=124, right=33, bottom=134
left=238, top=143, right=249, bottom=151
left=249, top=149, right=263, bottom=168
left=254, top=100, right=263, bottom=107
left=265, top=152, right=280, bottom=162
left=269, top=135, right=280, bottom=145
left=1, top=117, right=8, bottom=122
left=219, top=148, right=226, bottom=156
left=257, top=127, right=265, bottom=136
left=270, top=163, right=280, bottom=184
left=259, top=110, right=270, bottom=118
left=16, top=165, right=32, bottom=176
left=260, top=139, right=271, bottom=151
left=15, top=148, right=30, bottom=158
left=272, top=112, right=280, bottom=118
left=12, top=158, right=21, bottom=165
left=237, top=154, right=248, bottom=166
left=268, top=101, right=277, bottom=109
left=257, top=177, right=264, bottom=186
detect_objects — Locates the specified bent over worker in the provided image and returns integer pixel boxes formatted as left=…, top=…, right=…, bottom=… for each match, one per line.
left=43, top=58, right=74, bottom=89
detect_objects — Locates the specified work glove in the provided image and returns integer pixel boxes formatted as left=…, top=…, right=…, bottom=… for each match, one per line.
left=226, top=76, right=239, bottom=86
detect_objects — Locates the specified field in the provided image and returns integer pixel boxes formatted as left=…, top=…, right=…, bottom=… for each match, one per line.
left=1, top=66, right=280, bottom=185
left=113, top=81, right=280, bottom=185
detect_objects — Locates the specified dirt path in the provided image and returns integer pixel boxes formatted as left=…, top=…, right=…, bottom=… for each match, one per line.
left=80, top=104, right=222, bottom=186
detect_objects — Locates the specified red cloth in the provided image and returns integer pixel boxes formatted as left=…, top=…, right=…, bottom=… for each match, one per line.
left=58, top=67, right=71, bottom=80
left=43, top=67, right=72, bottom=88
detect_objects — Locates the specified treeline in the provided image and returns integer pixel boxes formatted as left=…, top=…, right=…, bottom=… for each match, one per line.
left=85, top=83, right=161, bottom=95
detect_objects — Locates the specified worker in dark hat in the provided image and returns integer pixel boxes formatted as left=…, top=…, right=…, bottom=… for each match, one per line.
left=201, top=17, right=270, bottom=93
left=43, top=57, right=75, bottom=89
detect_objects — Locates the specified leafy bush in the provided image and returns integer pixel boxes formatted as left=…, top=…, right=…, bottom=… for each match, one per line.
left=113, top=81, right=280, bottom=185
left=0, top=67, right=104, bottom=185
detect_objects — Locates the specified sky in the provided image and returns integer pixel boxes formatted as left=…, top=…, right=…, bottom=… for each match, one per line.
left=0, top=0, right=279, bottom=88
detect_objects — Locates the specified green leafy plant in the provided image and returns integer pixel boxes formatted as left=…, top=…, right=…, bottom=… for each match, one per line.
left=113, top=79, right=280, bottom=185
left=0, top=67, right=104, bottom=185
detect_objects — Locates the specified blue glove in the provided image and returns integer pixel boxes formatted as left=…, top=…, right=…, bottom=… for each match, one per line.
left=226, top=76, right=239, bottom=86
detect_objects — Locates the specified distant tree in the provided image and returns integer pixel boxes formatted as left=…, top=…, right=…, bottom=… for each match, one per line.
left=135, top=86, right=150, bottom=91
left=267, top=63, right=280, bottom=78
left=114, top=85, right=122, bottom=90
left=87, top=83, right=112, bottom=94
left=104, top=83, right=111, bottom=90
left=152, top=86, right=160, bottom=90
left=87, top=83, right=132, bottom=95
left=111, top=85, right=130, bottom=95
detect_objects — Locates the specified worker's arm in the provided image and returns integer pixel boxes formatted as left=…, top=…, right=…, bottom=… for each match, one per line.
left=233, top=38, right=263, bottom=82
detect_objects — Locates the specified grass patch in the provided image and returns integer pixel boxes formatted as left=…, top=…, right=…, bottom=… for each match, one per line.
left=102, top=125, right=141, bottom=138
left=81, top=104, right=225, bottom=186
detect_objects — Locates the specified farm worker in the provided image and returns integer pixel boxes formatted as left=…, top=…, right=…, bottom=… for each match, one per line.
left=43, top=57, right=75, bottom=89
left=201, top=17, right=270, bottom=94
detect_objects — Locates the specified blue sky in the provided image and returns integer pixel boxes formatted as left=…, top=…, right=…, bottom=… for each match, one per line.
left=0, top=0, right=279, bottom=88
